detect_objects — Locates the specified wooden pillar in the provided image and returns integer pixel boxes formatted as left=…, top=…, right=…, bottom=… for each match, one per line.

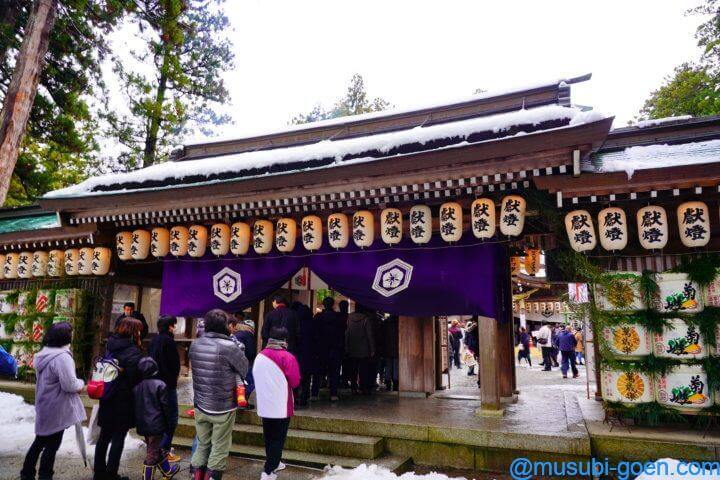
left=497, top=316, right=514, bottom=399
left=398, top=316, right=435, bottom=396
left=477, top=315, right=502, bottom=413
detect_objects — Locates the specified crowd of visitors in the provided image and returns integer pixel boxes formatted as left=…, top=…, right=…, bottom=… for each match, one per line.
left=19, top=295, right=407, bottom=480
left=526, top=323, right=585, bottom=379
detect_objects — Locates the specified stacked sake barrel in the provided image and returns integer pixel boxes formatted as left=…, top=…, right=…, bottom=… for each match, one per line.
left=598, top=272, right=713, bottom=412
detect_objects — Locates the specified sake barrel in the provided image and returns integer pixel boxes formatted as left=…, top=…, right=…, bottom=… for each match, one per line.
left=656, top=272, right=704, bottom=313
left=653, top=318, right=707, bottom=360
left=602, top=323, right=653, bottom=358
left=655, top=365, right=711, bottom=412
left=601, top=369, right=655, bottom=404
left=593, top=272, right=644, bottom=311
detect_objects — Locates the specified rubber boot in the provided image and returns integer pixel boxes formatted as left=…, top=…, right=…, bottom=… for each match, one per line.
left=156, top=458, right=180, bottom=479
left=143, top=464, right=154, bottom=480
left=189, top=466, right=206, bottom=480
left=203, top=470, right=223, bottom=480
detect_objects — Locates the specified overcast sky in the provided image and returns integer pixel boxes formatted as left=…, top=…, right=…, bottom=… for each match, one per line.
left=191, top=1, right=703, bottom=142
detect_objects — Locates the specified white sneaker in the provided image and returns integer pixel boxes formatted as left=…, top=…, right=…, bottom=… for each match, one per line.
left=274, top=462, right=286, bottom=473
left=261, top=473, right=277, bottom=480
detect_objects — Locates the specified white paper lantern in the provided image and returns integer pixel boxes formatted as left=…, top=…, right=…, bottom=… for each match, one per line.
left=64, top=249, right=79, bottom=276
left=510, top=256, right=521, bottom=276
left=408, top=205, right=431, bottom=244
left=276, top=218, right=297, bottom=253
left=92, top=247, right=112, bottom=275
left=598, top=207, right=627, bottom=251
left=170, top=226, right=189, bottom=257
left=253, top=220, right=274, bottom=254
left=115, top=231, right=133, bottom=261
left=637, top=205, right=668, bottom=250
left=381, top=208, right=403, bottom=245
left=656, top=365, right=711, bottom=411
left=4, top=252, right=19, bottom=279
left=601, top=369, right=655, bottom=404
left=18, top=252, right=32, bottom=278
left=0, top=254, right=5, bottom=280
left=188, top=225, right=208, bottom=258
left=499, top=195, right=526, bottom=237
left=301, top=215, right=322, bottom=251
left=439, top=202, right=463, bottom=242
left=654, top=318, right=707, bottom=360
left=130, top=230, right=151, bottom=260
left=31, top=251, right=48, bottom=277
left=471, top=198, right=496, bottom=239
left=677, top=201, right=710, bottom=248
left=78, top=247, right=94, bottom=275
left=565, top=210, right=597, bottom=252
left=150, top=228, right=170, bottom=258
left=47, top=250, right=64, bottom=277
left=328, top=213, right=350, bottom=249
left=210, top=224, right=231, bottom=256
left=353, top=211, right=374, bottom=248
left=524, top=249, right=541, bottom=276
left=231, top=222, right=251, bottom=255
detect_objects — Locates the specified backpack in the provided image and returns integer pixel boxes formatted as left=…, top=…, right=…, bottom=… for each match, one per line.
left=0, top=346, right=17, bottom=376
left=87, top=353, right=123, bottom=400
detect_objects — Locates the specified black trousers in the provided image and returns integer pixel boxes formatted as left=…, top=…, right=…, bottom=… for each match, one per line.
left=94, top=427, right=129, bottom=478
left=21, top=430, right=64, bottom=480
left=262, top=418, right=291, bottom=474
left=300, top=366, right=321, bottom=403
left=346, top=357, right=375, bottom=392
left=541, top=347, right=553, bottom=370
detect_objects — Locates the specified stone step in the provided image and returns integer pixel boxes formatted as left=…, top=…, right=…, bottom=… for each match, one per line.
left=172, top=436, right=412, bottom=473
left=175, top=417, right=385, bottom=459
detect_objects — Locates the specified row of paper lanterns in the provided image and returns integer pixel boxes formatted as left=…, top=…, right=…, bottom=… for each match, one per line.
left=116, top=196, right=528, bottom=259
left=0, top=248, right=112, bottom=279
left=565, top=201, right=712, bottom=253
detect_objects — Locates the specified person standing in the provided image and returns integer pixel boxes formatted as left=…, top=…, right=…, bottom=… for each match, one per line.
left=189, top=309, right=248, bottom=480
left=253, top=327, right=301, bottom=480
left=232, top=317, right=257, bottom=403
left=292, top=301, right=319, bottom=406
left=345, top=306, right=375, bottom=394
left=558, top=325, right=579, bottom=379
left=517, top=327, right=532, bottom=367
left=382, top=315, right=399, bottom=392
left=148, top=315, right=181, bottom=462
left=574, top=328, right=585, bottom=366
left=95, top=318, right=144, bottom=480
left=114, top=302, right=149, bottom=339
left=315, top=297, right=344, bottom=401
left=536, top=323, right=553, bottom=372
left=464, top=322, right=479, bottom=376
left=262, top=295, right=298, bottom=353
left=21, top=323, right=85, bottom=480
left=448, top=320, right=462, bottom=369
left=550, top=326, right=561, bottom=368
left=337, top=300, right=350, bottom=389
left=133, top=357, right=180, bottom=480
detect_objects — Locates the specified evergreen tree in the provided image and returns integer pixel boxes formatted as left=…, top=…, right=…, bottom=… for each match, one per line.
left=291, top=74, right=391, bottom=125
left=105, top=0, right=234, bottom=169
left=0, top=0, right=125, bottom=205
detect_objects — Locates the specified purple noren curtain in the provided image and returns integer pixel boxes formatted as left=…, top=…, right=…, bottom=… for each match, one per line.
left=160, top=237, right=505, bottom=318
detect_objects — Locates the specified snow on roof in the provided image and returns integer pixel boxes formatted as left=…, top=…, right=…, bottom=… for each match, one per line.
left=632, top=115, right=693, bottom=129
left=594, top=138, right=720, bottom=179
left=184, top=75, right=586, bottom=146
left=45, top=104, right=606, bottom=199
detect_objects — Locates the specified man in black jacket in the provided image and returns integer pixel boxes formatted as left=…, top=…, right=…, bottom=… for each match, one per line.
left=115, top=302, right=149, bottom=339
left=148, top=315, right=181, bottom=461
left=261, top=295, right=298, bottom=353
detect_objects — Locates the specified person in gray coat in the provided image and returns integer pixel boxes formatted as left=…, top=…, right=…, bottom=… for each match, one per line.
left=21, top=322, right=85, bottom=480
left=189, top=309, right=248, bottom=480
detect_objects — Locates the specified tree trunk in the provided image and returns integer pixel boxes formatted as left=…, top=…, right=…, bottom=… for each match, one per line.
left=142, top=66, right=168, bottom=167
left=0, top=0, right=57, bottom=206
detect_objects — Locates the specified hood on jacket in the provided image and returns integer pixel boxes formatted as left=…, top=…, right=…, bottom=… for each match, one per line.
left=33, top=346, right=71, bottom=374
left=137, top=356, right=159, bottom=380
left=107, top=334, right=136, bottom=353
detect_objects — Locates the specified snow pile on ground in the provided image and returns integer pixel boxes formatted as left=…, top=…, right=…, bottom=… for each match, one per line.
left=321, top=464, right=467, bottom=480
left=0, top=392, right=143, bottom=457
left=45, top=104, right=608, bottom=199
left=635, top=458, right=718, bottom=479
